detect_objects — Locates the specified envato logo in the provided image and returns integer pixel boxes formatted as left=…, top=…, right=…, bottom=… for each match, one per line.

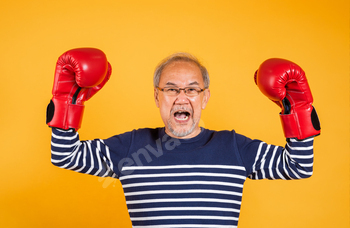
left=98, top=119, right=206, bottom=188
left=118, top=133, right=181, bottom=175
left=98, top=176, right=117, bottom=188
left=98, top=132, right=181, bottom=188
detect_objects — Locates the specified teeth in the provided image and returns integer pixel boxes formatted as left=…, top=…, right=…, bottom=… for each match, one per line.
left=175, top=115, right=189, bottom=120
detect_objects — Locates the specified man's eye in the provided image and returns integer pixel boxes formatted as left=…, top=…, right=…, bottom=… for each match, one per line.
left=186, top=88, right=199, bottom=93
left=166, top=88, right=178, bottom=92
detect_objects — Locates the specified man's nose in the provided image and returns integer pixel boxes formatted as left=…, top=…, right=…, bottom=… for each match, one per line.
left=174, top=90, right=190, bottom=103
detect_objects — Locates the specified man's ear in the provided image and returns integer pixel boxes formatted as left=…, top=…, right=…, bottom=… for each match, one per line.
left=201, top=89, right=210, bottom=110
left=154, top=87, right=160, bottom=108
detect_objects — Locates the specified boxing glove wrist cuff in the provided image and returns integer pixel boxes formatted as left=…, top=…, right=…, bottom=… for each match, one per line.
left=280, top=106, right=320, bottom=140
left=46, top=97, right=85, bottom=131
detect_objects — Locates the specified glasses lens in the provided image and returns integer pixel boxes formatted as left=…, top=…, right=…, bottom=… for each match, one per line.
left=185, top=88, right=201, bottom=96
left=164, top=87, right=179, bottom=96
left=161, top=87, right=203, bottom=96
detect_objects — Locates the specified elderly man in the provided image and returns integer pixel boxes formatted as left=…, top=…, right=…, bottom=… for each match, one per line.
left=47, top=48, right=320, bottom=227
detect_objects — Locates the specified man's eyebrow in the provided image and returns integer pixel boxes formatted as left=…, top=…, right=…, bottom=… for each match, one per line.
left=165, top=81, right=200, bottom=86
left=188, top=81, right=200, bottom=86
left=165, top=82, right=177, bottom=86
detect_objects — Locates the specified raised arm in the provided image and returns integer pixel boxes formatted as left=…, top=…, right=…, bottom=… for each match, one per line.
left=51, top=128, right=118, bottom=178
left=241, top=58, right=321, bottom=180
left=47, top=48, right=121, bottom=177
left=237, top=135, right=314, bottom=180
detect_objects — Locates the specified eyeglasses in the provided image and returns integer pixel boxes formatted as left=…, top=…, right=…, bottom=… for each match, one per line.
left=157, top=86, right=207, bottom=97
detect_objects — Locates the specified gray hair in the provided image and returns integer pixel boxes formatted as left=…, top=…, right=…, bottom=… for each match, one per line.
left=153, top=52, right=210, bottom=88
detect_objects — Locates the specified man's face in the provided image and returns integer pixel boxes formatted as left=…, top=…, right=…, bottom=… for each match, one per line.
left=154, top=61, right=210, bottom=139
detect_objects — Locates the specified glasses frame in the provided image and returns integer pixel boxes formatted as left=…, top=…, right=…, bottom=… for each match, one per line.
left=156, top=86, right=207, bottom=97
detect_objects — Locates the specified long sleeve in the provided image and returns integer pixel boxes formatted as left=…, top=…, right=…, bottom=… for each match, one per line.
left=236, top=134, right=314, bottom=180
left=50, top=127, right=315, bottom=227
left=51, top=128, right=132, bottom=178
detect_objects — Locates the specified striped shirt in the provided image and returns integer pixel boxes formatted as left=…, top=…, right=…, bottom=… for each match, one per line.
left=51, top=127, right=314, bottom=227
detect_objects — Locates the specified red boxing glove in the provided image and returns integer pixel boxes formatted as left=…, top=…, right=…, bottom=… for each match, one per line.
left=46, top=48, right=111, bottom=131
left=254, top=58, right=320, bottom=140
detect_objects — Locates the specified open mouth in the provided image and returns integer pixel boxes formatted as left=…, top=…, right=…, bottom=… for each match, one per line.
left=174, top=110, right=191, bottom=121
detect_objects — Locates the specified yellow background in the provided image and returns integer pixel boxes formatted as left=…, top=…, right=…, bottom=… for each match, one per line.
left=1, top=0, right=349, bottom=227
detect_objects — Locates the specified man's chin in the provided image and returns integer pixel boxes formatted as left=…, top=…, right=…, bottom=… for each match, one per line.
left=169, top=129, right=192, bottom=138
left=167, top=122, right=198, bottom=138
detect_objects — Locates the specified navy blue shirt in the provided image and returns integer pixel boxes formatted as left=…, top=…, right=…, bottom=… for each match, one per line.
left=51, top=127, right=314, bottom=227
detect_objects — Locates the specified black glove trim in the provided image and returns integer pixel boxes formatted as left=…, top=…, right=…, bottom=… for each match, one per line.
left=311, top=106, right=321, bottom=131
left=46, top=100, right=55, bottom=124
